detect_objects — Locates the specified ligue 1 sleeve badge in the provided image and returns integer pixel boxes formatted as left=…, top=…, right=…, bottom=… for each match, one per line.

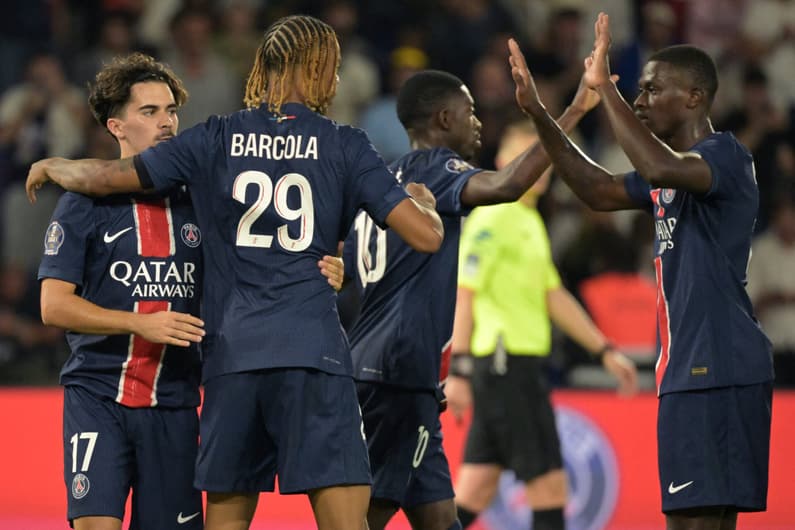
left=180, top=223, right=201, bottom=248
left=71, top=473, right=90, bottom=499
left=44, top=221, right=65, bottom=256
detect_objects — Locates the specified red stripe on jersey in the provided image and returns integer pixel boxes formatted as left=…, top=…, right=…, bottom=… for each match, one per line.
left=439, top=337, right=452, bottom=383
left=117, top=300, right=169, bottom=407
left=133, top=198, right=174, bottom=257
left=654, top=256, right=671, bottom=395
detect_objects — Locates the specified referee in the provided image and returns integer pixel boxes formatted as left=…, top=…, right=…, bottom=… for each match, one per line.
left=445, top=121, right=638, bottom=530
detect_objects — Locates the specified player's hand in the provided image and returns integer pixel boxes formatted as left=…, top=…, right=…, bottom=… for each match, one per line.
left=583, top=12, right=613, bottom=90
left=444, top=375, right=473, bottom=423
left=602, top=350, right=639, bottom=397
left=318, top=254, right=344, bottom=291
left=131, top=311, right=205, bottom=347
left=406, top=182, right=437, bottom=210
left=508, top=38, right=545, bottom=116
left=26, top=158, right=56, bottom=204
left=570, top=71, right=620, bottom=114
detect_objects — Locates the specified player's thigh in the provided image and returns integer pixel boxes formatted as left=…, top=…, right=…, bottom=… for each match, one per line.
left=665, top=506, right=736, bottom=530
left=308, top=484, right=370, bottom=530
left=365, top=497, right=400, bottom=530
left=130, top=407, right=202, bottom=530
left=269, top=369, right=371, bottom=494
left=72, top=516, right=123, bottom=530
left=195, top=371, right=276, bottom=494
left=453, top=463, right=502, bottom=511
left=63, top=386, right=133, bottom=523
left=405, top=498, right=458, bottom=530
left=658, top=383, right=772, bottom=513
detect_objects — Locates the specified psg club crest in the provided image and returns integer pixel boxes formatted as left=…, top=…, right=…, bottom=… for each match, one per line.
left=44, top=221, right=65, bottom=255
left=482, top=406, right=619, bottom=530
left=445, top=158, right=474, bottom=173
left=72, top=473, right=90, bottom=499
left=661, top=188, right=676, bottom=204
left=180, top=223, right=201, bottom=248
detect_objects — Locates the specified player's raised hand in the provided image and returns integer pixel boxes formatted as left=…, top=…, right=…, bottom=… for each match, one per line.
left=583, top=12, right=613, bottom=90
left=507, top=38, right=544, bottom=116
left=406, top=182, right=437, bottom=210
left=132, top=311, right=205, bottom=347
left=318, top=255, right=344, bottom=291
left=570, top=71, right=620, bottom=114
left=602, top=349, right=639, bottom=397
left=26, top=159, right=56, bottom=204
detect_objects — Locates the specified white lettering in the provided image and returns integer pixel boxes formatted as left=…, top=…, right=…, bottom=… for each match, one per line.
left=110, top=261, right=132, bottom=287
left=228, top=134, right=319, bottom=160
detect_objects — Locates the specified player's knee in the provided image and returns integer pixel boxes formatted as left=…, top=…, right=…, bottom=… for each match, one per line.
left=525, top=469, right=568, bottom=508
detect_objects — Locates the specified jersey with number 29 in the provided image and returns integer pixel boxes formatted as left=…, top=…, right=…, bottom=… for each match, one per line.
left=344, top=148, right=480, bottom=390
left=135, top=103, right=409, bottom=382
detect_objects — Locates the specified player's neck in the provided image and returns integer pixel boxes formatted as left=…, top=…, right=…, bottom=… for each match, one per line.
left=669, top=118, right=715, bottom=151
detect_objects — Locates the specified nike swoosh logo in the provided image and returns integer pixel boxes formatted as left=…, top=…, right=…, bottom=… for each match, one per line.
left=103, top=227, right=133, bottom=244
left=177, top=511, right=200, bottom=524
left=668, top=480, right=694, bottom=494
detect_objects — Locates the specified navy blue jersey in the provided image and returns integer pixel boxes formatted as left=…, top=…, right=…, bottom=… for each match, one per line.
left=343, top=148, right=480, bottom=390
left=623, top=132, right=773, bottom=395
left=38, top=189, right=202, bottom=408
left=136, top=103, right=408, bottom=381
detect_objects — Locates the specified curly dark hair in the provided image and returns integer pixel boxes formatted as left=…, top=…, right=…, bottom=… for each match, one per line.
left=88, top=53, right=188, bottom=131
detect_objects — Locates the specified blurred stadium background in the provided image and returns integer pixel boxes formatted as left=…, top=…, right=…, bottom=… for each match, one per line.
left=1, top=0, right=794, bottom=528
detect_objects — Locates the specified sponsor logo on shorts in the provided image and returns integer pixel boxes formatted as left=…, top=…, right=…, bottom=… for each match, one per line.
left=481, top=406, right=619, bottom=530
left=71, top=473, right=90, bottom=499
left=177, top=511, right=200, bottom=524
left=668, top=480, right=694, bottom=494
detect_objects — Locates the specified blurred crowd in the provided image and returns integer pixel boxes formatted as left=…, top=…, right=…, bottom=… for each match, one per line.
left=1, top=0, right=794, bottom=387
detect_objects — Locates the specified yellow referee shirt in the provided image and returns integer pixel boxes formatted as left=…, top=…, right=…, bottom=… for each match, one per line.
left=458, top=202, right=560, bottom=357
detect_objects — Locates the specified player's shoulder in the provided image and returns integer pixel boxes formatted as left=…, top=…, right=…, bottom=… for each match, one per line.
left=692, top=131, right=751, bottom=160
left=391, top=147, right=474, bottom=179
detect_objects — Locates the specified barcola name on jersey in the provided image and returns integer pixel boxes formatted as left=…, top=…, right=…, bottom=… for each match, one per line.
left=230, top=133, right=318, bottom=160
left=109, top=260, right=197, bottom=298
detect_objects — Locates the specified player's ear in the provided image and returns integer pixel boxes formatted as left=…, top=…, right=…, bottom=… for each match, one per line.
left=437, top=107, right=452, bottom=131
left=686, top=87, right=705, bottom=110
left=106, top=118, right=124, bottom=140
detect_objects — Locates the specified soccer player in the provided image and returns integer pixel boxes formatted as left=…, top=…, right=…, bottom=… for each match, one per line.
left=38, top=52, right=344, bottom=530
left=38, top=53, right=205, bottom=530
left=509, top=13, right=774, bottom=530
left=448, top=121, right=637, bottom=530
left=27, top=15, right=443, bottom=530
left=341, top=67, right=632, bottom=530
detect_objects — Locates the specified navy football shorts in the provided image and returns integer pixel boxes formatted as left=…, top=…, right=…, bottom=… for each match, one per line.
left=196, top=368, right=371, bottom=494
left=357, top=382, right=454, bottom=507
left=464, top=355, right=562, bottom=481
left=63, top=385, right=202, bottom=529
left=657, top=382, right=772, bottom=513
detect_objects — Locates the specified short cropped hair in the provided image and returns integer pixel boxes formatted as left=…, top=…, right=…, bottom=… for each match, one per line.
left=648, top=45, right=718, bottom=107
left=88, top=52, right=188, bottom=129
left=396, top=70, right=465, bottom=131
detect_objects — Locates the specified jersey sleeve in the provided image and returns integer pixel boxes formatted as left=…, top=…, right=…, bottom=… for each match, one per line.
left=135, top=117, right=218, bottom=192
left=458, top=209, right=503, bottom=292
left=623, top=171, right=654, bottom=213
left=37, top=193, right=95, bottom=287
left=343, top=127, right=409, bottom=228
left=690, top=133, right=753, bottom=201
left=425, top=149, right=481, bottom=216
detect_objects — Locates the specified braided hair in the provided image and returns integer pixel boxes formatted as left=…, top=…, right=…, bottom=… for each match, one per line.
left=244, top=15, right=340, bottom=115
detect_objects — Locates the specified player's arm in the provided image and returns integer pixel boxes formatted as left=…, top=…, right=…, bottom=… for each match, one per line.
left=384, top=182, right=444, bottom=253
left=461, top=73, right=605, bottom=206
left=40, top=278, right=204, bottom=347
left=445, top=286, right=475, bottom=420
left=587, top=13, right=712, bottom=194
left=546, top=285, right=638, bottom=396
left=506, top=38, right=635, bottom=211
left=26, top=157, right=145, bottom=203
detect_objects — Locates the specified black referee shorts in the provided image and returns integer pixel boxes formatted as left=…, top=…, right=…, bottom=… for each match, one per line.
left=463, top=354, right=562, bottom=481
